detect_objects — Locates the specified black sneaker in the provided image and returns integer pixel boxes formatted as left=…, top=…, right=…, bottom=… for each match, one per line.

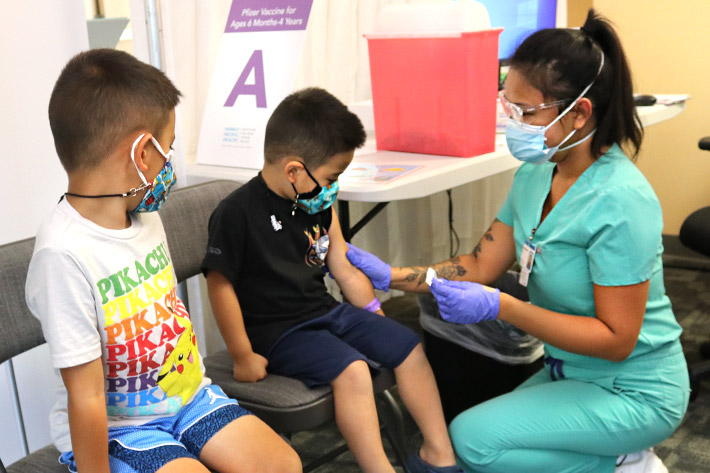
left=405, top=452, right=464, bottom=473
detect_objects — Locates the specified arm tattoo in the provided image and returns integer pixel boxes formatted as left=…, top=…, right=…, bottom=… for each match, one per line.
left=472, top=218, right=499, bottom=259
left=403, top=267, right=428, bottom=286
left=435, top=257, right=467, bottom=280
left=402, top=257, right=468, bottom=287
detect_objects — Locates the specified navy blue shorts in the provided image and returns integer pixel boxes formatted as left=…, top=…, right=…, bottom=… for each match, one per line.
left=267, top=303, right=421, bottom=387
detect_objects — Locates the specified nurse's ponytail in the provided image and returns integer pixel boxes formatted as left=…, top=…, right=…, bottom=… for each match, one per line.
left=581, top=10, right=642, bottom=159
left=510, top=9, right=643, bottom=159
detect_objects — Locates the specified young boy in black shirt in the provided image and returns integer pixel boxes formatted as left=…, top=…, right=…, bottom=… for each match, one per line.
left=202, top=88, right=461, bottom=473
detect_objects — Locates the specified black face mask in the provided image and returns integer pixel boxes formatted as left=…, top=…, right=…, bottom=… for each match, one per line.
left=291, top=162, right=321, bottom=199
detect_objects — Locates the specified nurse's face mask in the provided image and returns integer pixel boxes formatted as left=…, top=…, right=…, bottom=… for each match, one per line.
left=291, top=162, right=339, bottom=215
left=501, top=52, right=605, bottom=164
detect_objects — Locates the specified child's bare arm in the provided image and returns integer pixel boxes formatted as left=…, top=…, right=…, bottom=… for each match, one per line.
left=206, top=270, right=268, bottom=382
left=60, top=358, right=110, bottom=473
left=326, top=208, right=384, bottom=315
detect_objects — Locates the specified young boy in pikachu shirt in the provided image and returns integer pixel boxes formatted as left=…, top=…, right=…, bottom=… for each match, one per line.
left=201, top=87, right=461, bottom=473
left=25, top=49, right=300, bottom=473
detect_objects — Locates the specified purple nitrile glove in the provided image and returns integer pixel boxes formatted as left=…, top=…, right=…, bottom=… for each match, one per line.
left=345, top=243, right=391, bottom=292
left=430, top=278, right=500, bottom=324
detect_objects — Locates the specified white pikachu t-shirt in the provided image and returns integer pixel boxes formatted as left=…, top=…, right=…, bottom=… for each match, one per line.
left=26, top=198, right=210, bottom=453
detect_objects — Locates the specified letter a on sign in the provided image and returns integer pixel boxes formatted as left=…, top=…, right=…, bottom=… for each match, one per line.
left=197, top=0, right=313, bottom=169
left=224, top=50, right=266, bottom=108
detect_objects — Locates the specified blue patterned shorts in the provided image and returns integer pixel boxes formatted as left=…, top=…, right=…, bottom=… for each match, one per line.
left=59, top=385, right=251, bottom=473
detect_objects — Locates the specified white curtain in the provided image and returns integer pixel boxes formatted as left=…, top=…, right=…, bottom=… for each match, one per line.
left=159, top=0, right=514, bottom=353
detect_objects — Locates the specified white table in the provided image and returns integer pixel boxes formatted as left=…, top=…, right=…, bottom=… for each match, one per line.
left=186, top=102, right=686, bottom=238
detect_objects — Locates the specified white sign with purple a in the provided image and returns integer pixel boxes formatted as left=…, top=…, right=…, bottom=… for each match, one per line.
left=197, top=0, right=313, bottom=169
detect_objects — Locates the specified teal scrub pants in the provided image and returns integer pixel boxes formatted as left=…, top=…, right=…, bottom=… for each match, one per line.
left=449, top=345, right=689, bottom=473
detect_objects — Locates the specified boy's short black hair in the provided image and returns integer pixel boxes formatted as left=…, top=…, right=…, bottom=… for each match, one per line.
left=264, top=87, right=366, bottom=169
left=48, top=48, right=181, bottom=172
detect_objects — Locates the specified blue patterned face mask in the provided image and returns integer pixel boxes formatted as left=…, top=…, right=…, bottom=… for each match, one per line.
left=130, top=133, right=176, bottom=213
left=291, top=163, right=339, bottom=215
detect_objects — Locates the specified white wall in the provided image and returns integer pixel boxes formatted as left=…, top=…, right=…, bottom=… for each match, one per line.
left=0, top=0, right=89, bottom=464
left=0, top=1, right=88, bottom=245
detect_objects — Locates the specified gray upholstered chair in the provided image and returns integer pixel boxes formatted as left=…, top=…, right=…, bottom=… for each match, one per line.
left=0, top=180, right=408, bottom=472
left=0, top=238, right=64, bottom=472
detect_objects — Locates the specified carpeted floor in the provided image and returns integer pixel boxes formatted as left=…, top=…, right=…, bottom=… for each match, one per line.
left=290, top=235, right=710, bottom=472
left=654, top=247, right=710, bottom=472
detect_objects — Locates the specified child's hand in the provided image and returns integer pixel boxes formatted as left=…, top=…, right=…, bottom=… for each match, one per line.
left=233, top=352, right=268, bottom=383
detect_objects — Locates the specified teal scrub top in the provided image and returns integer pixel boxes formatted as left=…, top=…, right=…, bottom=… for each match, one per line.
left=497, top=144, right=683, bottom=372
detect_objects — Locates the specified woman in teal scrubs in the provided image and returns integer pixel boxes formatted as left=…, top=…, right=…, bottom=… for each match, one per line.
left=345, top=9, right=689, bottom=473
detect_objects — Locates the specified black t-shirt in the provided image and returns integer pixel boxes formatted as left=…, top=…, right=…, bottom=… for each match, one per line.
left=201, top=173, right=338, bottom=355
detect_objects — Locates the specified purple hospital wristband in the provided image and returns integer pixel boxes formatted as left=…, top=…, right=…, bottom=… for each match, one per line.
left=363, top=297, right=381, bottom=313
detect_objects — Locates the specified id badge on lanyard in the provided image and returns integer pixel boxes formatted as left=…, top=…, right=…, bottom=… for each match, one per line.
left=518, top=239, right=537, bottom=287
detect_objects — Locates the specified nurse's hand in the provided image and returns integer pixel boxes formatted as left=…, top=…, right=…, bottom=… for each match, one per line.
left=346, top=243, right=391, bottom=291
left=430, top=278, right=500, bottom=324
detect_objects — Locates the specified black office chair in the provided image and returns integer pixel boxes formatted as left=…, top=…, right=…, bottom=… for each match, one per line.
left=679, top=136, right=710, bottom=400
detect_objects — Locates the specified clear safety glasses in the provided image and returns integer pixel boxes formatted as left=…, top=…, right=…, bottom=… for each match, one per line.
left=498, top=90, right=571, bottom=122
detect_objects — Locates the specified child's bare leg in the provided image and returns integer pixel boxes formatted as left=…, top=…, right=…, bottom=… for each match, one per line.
left=395, top=344, right=457, bottom=466
left=199, top=414, right=302, bottom=473
left=332, top=360, right=397, bottom=473
left=157, top=458, right=211, bottom=473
